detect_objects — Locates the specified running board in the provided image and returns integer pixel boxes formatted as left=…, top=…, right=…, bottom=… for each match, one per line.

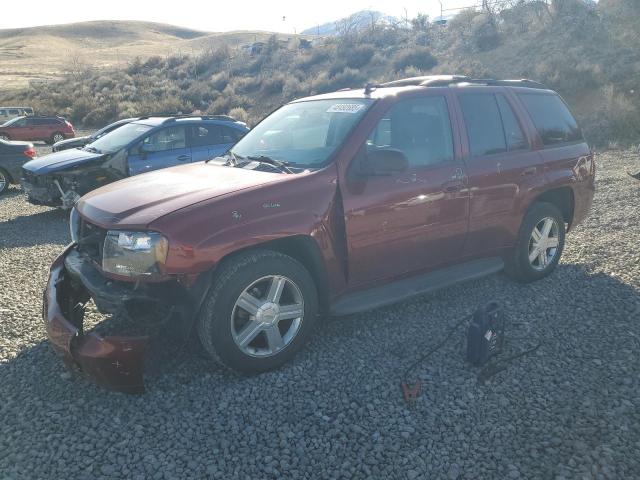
left=330, top=257, right=504, bottom=316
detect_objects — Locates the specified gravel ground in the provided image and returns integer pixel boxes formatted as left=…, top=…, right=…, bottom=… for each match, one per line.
left=1, top=148, right=639, bottom=480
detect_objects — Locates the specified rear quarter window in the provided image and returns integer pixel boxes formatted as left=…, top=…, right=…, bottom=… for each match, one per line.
left=517, top=93, right=583, bottom=146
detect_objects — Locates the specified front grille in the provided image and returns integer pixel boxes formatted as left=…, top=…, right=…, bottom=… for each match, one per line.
left=76, top=219, right=107, bottom=266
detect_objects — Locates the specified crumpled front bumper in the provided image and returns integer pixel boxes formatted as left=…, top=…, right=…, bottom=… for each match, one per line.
left=43, top=246, right=199, bottom=394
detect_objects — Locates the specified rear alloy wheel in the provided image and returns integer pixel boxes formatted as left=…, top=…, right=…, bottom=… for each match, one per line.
left=0, top=134, right=9, bottom=141
left=504, top=202, right=565, bottom=283
left=0, top=169, right=8, bottom=195
left=52, top=133, right=64, bottom=143
left=198, top=250, right=318, bottom=373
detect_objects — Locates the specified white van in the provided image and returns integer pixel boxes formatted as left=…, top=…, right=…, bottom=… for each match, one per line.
left=0, top=107, right=34, bottom=123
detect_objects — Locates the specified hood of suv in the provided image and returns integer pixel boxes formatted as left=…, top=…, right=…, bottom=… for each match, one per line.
left=77, top=163, right=285, bottom=229
left=22, top=148, right=105, bottom=174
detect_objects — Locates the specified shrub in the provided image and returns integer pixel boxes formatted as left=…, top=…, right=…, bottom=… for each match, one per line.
left=393, top=47, right=438, bottom=71
left=339, top=44, right=375, bottom=69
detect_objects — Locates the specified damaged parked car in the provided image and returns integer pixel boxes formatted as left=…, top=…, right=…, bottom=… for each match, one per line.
left=22, top=115, right=249, bottom=208
left=52, top=117, right=138, bottom=152
left=43, top=76, right=595, bottom=393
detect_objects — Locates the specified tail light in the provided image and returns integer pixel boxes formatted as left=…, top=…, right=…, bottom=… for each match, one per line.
left=23, top=147, right=36, bottom=158
left=65, top=120, right=74, bottom=130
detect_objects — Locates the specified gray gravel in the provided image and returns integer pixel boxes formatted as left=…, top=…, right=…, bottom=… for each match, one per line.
left=1, top=148, right=640, bottom=479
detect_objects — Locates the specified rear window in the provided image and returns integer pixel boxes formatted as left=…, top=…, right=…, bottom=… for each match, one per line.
left=517, top=93, right=582, bottom=146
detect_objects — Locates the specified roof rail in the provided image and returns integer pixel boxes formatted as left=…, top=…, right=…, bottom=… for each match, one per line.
left=135, top=114, right=240, bottom=122
left=367, top=75, right=547, bottom=91
left=164, top=114, right=239, bottom=123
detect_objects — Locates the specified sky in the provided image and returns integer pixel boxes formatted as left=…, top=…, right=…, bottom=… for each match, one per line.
left=0, top=0, right=476, bottom=33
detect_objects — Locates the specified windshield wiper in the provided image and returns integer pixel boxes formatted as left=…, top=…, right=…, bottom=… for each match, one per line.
left=207, top=151, right=242, bottom=165
left=246, top=155, right=294, bottom=174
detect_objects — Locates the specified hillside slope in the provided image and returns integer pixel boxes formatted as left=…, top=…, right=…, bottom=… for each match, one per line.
left=0, top=20, right=302, bottom=90
left=2, top=1, right=638, bottom=145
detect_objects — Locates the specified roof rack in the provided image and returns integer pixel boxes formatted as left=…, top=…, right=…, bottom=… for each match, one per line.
left=365, top=75, right=547, bottom=92
left=136, top=114, right=240, bottom=123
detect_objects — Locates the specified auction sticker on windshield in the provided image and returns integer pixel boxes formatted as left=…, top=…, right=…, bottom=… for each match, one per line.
left=327, top=103, right=366, bottom=114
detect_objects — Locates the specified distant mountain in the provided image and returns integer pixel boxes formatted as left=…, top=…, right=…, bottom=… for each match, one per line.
left=302, top=10, right=399, bottom=36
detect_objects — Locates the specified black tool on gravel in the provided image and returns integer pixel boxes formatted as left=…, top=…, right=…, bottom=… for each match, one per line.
left=466, top=302, right=505, bottom=367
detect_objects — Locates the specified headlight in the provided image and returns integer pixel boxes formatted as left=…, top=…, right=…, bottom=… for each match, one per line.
left=69, top=207, right=80, bottom=243
left=102, top=230, right=169, bottom=278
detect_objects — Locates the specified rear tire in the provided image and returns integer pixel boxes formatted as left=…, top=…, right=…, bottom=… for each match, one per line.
left=0, top=169, right=9, bottom=195
left=0, top=134, right=10, bottom=141
left=197, top=249, right=318, bottom=374
left=504, top=202, right=565, bottom=283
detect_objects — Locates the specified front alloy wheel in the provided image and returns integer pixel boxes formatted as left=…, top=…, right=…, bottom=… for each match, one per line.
left=52, top=133, right=64, bottom=143
left=0, top=169, right=7, bottom=194
left=198, top=250, right=318, bottom=373
left=231, top=275, right=305, bottom=357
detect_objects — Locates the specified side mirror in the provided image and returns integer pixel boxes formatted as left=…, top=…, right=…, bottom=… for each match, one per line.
left=363, top=149, right=409, bottom=176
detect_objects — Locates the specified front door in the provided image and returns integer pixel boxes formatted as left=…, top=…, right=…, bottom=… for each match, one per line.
left=342, top=95, right=469, bottom=287
left=127, top=125, right=191, bottom=175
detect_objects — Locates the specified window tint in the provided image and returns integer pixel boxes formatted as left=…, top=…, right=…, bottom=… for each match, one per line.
left=496, top=94, right=527, bottom=150
left=8, top=109, right=20, bottom=115
left=459, top=93, right=506, bottom=156
left=142, top=126, right=186, bottom=152
left=366, top=96, right=454, bottom=167
left=518, top=93, right=582, bottom=145
left=32, top=118, right=52, bottom=126
left=191, top=125, right=222, bottom=147
left=222, top=126, right=243, bottom=143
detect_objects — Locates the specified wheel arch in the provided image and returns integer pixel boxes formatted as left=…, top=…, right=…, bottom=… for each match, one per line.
left=207, top=235, right=331, bottom=315
left=530, top=186, right=575, bottom=229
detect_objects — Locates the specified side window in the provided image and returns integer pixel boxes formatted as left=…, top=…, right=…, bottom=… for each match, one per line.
left=191, top=125, right=222, bottom=146
left=459, top=93, right=506, bottom=156
left=366, top=96, right=454, bottom=168
left=221, top=126, right=243, bottom=143
left=0, top=110, right=6, bottom=117
left=141, top=126, right=186, bottom=152
left=13, top=118, right=27, bottom=127
left=517, top=93, right=582, bottom=146
left=8, top=109, right=20, bottom=116
left=32, top=118, right=49, bottom=126
left=496, top=94, right=528, bottom=151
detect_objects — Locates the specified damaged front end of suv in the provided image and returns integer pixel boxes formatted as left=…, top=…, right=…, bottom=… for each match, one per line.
left=22, top=148, right=128, bottom=209
left=44, top=209, right=209, bottom=393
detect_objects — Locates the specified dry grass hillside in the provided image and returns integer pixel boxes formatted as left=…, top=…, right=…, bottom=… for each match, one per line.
left=0, top=20, right=302, bottom=90
left=1, top=0, right=639, bottom=146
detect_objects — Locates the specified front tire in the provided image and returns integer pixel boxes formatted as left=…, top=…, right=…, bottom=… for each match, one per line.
left=505, top=202, right=566, bottom=283
left=197, top=250, right=318, bottom=373
left=0, top=134, right=10, bottom=141
left=0, top=169, right=9, bottom=195
left=51, top=132, right=64, bottom=144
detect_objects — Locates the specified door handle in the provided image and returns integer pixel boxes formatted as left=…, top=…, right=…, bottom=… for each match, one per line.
left=443, top=182, right=463, bottom=193
left=521, top=167, right=537, bottom=176
left=177, top=155, right=191, bottom=161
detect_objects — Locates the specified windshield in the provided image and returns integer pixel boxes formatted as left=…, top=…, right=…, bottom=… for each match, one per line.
left=231, top=99, right=373, bottom=169
left=87, top=122, right=152, bottom=153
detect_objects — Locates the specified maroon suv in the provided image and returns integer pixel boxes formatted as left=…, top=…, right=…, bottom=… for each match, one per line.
left=43, top=76, right=595, bottom=392
left=0, top=116, right=75, bottom=144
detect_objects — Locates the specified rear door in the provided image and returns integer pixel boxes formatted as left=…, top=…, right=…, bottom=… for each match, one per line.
left=454, top=89, right=545, bottom=255
left=127, top=125, right=191, bottom=175
left=342, top=93, right=469, bottom=286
